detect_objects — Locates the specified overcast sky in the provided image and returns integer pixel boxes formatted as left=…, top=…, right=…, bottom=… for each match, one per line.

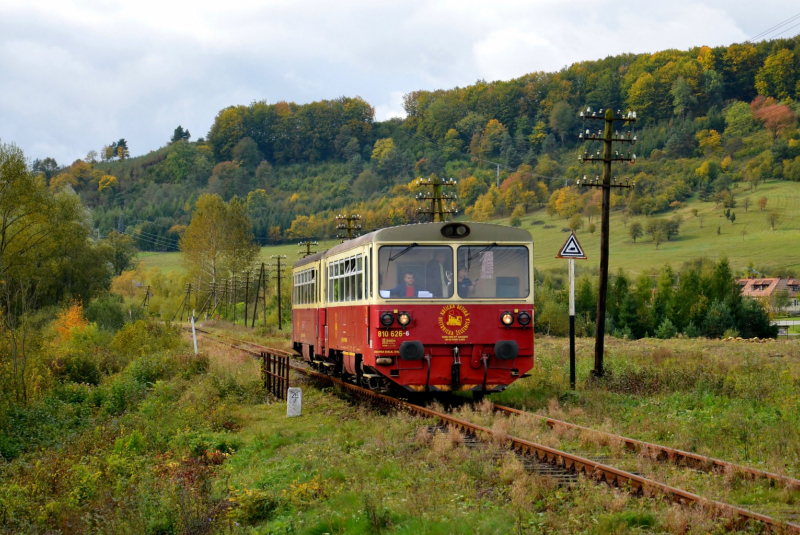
left=1, top=0, right=798, bottom=164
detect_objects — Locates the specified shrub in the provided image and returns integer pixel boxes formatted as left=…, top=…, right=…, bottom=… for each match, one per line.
left=85, top=293, right=143, bottom=332
left=655, top=318, right=677, bottom=339
left=110, top=320, right=180, bottom=359
left=54, top=324, right=110, bottom=384
left=703, top=300, right=734, bottom=338
left=228, top=488, right=283, bottom=525
left=683, top=322, right=702, bottom=338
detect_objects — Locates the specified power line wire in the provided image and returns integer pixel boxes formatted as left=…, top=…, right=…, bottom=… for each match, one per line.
left=747, top=11, right=800, bottom=42
left=770, top=20, right=800, bottom=39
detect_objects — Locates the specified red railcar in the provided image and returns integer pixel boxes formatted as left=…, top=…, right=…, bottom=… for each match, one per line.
left=291, top=222, right=534, bottom=394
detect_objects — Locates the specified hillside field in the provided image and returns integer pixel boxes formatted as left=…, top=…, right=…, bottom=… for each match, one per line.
left=138, top=179, right=799, bottom=277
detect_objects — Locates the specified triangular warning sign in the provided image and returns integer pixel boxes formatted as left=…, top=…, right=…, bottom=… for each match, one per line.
left=556, top=232, right=587, bottom=259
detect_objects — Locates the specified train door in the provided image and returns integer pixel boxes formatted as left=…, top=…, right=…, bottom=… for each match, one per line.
left=319, top=263, right=327, bottom=358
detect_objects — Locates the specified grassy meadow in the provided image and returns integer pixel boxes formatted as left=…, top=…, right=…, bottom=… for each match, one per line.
left=494, top=336, right=800, bottom=475
left=139, top=180, right=800, bottom=277
left=4, top=316, right=799, bottom=533
left=513, top=179, right=800, bottom=273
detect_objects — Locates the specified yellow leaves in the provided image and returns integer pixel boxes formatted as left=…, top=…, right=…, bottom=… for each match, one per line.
left=289, top=193, right=300, bottom=204
left=246, top=189, right=268, bottom=210
left=553, top=188, right=582, bottom=218
left=111, top=263, right=147, bottom=298
left=54, top=302, right=88, bottom=343
left=694, top=161, right=719, bottom=180
left=626, top=72, right=656, bottom=116
left=696, top=129, right=722, bottom=156
left=48, top=173, right=79, bottom=191
left=697, top=46, right=715, bottom=71
left=721, top=155, right=733, bottom=172
left=371, top=138, right=396, bottom=165
left=755, top=49, right=798, bottom=100
left=98, top=174, right=117, bottom=191
left=283, top=476, right=328, bottom=505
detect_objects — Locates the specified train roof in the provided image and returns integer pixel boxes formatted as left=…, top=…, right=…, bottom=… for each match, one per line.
left=293, top=222, right=532, bottom=269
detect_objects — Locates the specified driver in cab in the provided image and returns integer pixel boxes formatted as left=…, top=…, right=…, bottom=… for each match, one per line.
left=389, top=271, right=422, bottom=298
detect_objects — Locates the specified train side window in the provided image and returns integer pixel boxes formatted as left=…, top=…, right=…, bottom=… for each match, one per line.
left=328, top=265, right=334, bottom=302
left=357, top=256, right=363, bottom=300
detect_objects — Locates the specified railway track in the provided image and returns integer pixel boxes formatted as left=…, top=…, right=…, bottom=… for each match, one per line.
left=491, top=404, right=800, bottom=489
left=193, top=327, right=800, bottom=533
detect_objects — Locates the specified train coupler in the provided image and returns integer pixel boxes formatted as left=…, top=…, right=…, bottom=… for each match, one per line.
left=451, top=362, right=461, bottom=384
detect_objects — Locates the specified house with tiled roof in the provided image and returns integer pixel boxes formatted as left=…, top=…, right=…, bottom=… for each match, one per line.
left=737, top=278, right=800, bottom=315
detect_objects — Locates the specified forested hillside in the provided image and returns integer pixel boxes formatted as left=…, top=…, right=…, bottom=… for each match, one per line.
left=41, top=36, right=800, bottom=256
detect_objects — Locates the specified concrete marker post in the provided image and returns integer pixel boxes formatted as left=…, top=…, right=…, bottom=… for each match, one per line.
left=287, top=387, right=302, bottom=417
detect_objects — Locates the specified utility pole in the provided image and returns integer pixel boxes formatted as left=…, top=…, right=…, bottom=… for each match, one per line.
left=298, top=240, right=318, bottom=258
left=415, top=176, right=458, bottom=222
left=577, top=107, right=637, bottom=377
left=243, top=271, right=251, bottom=327
left=262, top=267, right=269, bottom=328
left=140, top=285, right=151, bottom=310
left=207, top=281, right=222, bottom=320
left=171, top=283, right=192, bottom=322
left=271, top=255, right=288, bottom=330
left=251, top=263, right=265, bottom=328
left=231, top=273, right=237, bottom=324
left=220, top=279, right=228, bottom=320
left=335, top=214, right=362, bottom=242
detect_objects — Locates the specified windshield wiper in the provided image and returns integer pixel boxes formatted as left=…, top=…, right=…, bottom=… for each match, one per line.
left=389, top=243, right=419, bottom=262
left=468, top=243, right=498, bottom=262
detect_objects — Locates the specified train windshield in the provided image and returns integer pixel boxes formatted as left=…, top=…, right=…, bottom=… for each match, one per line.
left=378, top=246, right=454, bottom=299
left=455, top=245, right=530, bottom=299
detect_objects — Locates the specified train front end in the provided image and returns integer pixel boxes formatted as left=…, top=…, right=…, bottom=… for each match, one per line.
left=367, top=223, right=534, bottom=394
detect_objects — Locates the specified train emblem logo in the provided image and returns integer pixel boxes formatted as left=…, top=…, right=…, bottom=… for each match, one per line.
left=438, top=304, right=470, bottom=337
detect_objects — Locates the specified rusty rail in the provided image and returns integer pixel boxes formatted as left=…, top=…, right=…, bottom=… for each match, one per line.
left=193, top=327, right=800, bottom=533
left=492, top=404, right=800, bottom=488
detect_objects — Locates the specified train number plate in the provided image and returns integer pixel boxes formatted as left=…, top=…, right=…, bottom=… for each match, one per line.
left=377, top=330, right=409, bottom=338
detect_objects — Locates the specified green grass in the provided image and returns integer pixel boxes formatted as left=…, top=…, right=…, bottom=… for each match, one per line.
left=492, top=335, right=800, bottom=475
left=139, top=180, right=800, bottom=277
left=519, top=179, right=800, bottom=273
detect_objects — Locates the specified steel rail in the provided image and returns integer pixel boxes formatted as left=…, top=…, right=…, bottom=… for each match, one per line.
left=192, top=327, right=800, bottom=532
left=492, top=404, right=800, bottom=488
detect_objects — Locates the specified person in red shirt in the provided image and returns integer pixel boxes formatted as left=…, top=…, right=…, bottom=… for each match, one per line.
left=389, top=272, right=421, bottom=298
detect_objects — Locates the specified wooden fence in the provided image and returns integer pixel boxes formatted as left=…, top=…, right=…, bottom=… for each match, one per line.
left=261, top=351, right=290, bottom=400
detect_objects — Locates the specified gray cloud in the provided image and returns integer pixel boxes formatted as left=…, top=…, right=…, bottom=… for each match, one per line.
left=0, top=0, right=795, bottom=164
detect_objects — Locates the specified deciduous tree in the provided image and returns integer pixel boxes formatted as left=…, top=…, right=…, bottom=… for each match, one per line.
left=629, top=221, right=643, bottom=242
left=180, top=193, right=259, bottom=285
left=751, top=96, right=796, bottom=140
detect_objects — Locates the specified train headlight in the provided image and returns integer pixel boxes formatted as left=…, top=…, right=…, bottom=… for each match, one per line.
left=501, top=311, right=514, bottom=326
left=397, top=312, right=411, bottom=327
left=517, top=311, right=531, bottom=326
left=380, top=312, right=395, bottom=327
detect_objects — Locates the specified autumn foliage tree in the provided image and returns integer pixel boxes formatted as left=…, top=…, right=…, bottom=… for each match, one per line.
left=751, top=96, right=796, bottom=140
left=54, top=302, right=88, bottom=343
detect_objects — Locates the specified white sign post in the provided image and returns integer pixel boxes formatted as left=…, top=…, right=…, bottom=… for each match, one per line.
left=556, top=232, right=587, bottom=390
left=191, top=309, right=198, bottom=355
left=287, top=387, right=302, bottom=417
